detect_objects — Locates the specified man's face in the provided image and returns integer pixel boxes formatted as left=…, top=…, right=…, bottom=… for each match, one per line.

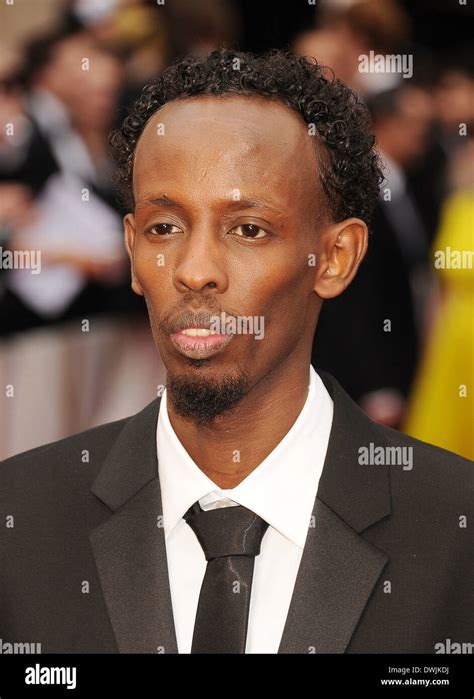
left=125, top=95, right=327, bottom=421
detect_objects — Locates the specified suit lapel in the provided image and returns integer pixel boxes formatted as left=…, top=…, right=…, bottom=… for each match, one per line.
left=278, top=498, right=387, bottom=653
left=89, top=398, right=178, bottom=653
left=279, top=373, right=391, bottom=653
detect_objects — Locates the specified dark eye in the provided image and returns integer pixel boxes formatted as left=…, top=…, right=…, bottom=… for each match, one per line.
left=231, top=224, right=267, bottom=239
left=147, top=223, right=181, bottom=236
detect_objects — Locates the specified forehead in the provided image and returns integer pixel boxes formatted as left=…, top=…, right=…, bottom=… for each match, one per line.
left=132, top=95, right=319, bottom=205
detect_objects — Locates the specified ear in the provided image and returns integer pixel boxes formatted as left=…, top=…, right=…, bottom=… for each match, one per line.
left=313, top=217, right=368, bottom=299
left=123, top=213, right=144, bottom=297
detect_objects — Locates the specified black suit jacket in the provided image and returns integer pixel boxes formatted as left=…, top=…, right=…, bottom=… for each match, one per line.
left=1, top=373, right=472, bottom=653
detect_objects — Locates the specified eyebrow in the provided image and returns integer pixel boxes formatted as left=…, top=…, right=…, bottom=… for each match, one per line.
left=142, top=196, right=181, bottom=209
left=140, top=195, right=283, bottom=215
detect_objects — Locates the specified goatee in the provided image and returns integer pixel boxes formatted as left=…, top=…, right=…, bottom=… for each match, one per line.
left=167, top=365, right=250, bottom=425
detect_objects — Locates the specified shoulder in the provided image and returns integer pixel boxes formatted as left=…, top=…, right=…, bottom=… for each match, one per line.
left=323, top=369, right=472, bottom=490
left=373, top=421, right=473, bottom=512
left=0, top=415, right=129, bottom=483
left=377, top=421, right=472, bottom=473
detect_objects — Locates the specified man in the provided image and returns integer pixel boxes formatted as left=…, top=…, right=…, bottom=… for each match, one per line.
left=1, top=50, right=472, bottom=654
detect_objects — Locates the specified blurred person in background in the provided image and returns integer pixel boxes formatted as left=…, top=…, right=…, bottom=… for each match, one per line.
left=162, top=0, right=241, bottom=61
left=312, top=83, right=433, bottom=427
left=59, top=0, right=240, bottom=107
left=404, top=133, right=474, bottom=460
left=408, top=45, right=474, bottom=244
left=293, top=0, right=411, bottom=93
left=402, top=45, right=474, bottom=458
left=0, top=47, right=39, bottom=247
left=59, top=0, right=171, bottom=110
left=435, top=46, right=474, bottom=159
left=0, top=26, right=122, bottom=203
left=0, top=22, right=143, bottom=336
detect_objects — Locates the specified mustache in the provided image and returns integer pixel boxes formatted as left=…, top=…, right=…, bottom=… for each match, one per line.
left=159, top=299, right=242, bottom=336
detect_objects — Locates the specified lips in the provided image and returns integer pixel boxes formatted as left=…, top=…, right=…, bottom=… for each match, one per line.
left=170, top=327, right=233, bottom=359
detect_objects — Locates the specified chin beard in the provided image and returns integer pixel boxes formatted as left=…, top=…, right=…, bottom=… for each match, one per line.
left=167, top=364, right=250, bottom=425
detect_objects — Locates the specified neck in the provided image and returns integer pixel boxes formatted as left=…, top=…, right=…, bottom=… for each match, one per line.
left=167, top=359, right=311, bottom=489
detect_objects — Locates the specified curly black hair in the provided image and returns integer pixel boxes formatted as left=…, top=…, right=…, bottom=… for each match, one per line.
left=110, top=49, right=383, bottom=224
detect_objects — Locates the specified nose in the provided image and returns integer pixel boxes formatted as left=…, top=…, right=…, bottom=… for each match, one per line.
left=173, top=229, right=228, bottom=294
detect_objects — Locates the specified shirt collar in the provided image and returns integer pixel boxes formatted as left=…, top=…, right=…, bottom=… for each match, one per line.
left=157, top=365, right=333, bottom=549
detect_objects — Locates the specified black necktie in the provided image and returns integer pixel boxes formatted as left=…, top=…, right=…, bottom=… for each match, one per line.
left=184, top=501, right=269, bottom=654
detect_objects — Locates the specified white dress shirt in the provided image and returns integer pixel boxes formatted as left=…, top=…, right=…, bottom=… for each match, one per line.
left=157, top=365, right=334, bottom=653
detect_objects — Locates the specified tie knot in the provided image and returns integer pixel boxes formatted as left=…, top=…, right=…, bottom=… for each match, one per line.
left=184, top=502, right=269, bottom=561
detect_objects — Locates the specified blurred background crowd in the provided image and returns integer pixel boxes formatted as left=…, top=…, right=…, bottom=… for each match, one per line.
left=0, top=0, right=472, bottom=459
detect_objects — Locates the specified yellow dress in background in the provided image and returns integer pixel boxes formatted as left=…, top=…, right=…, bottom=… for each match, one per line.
left=404, top=190, right=474, bottom=460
